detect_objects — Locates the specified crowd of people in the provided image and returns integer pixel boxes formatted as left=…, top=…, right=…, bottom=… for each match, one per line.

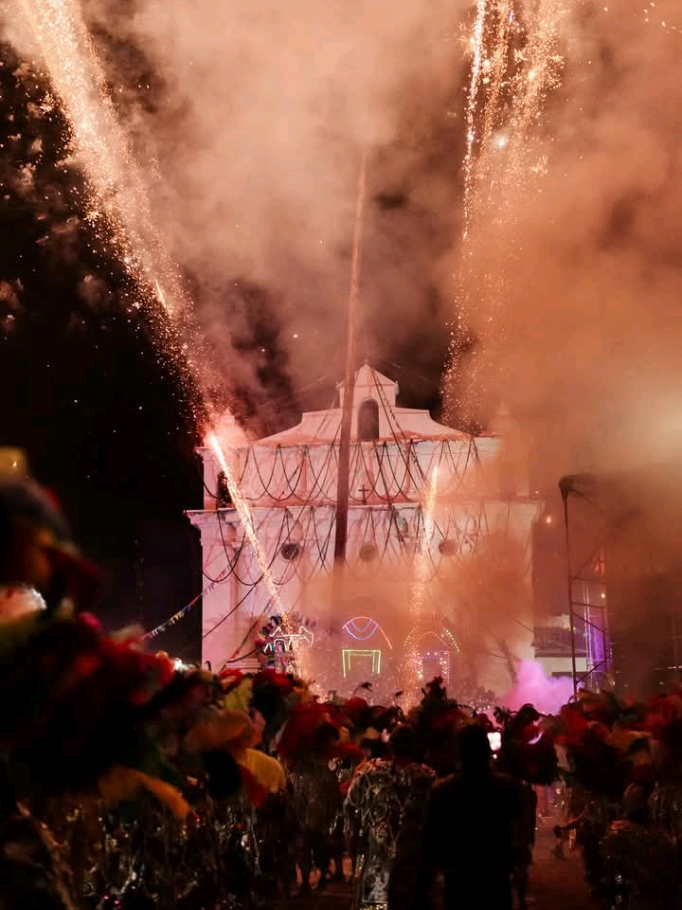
left=1, top=469, right=682, bottom=909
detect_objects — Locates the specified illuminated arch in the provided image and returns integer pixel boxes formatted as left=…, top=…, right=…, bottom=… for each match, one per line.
left=404, top=622, right=460, bottom=686
left=404, top=625, right=460, bottom=654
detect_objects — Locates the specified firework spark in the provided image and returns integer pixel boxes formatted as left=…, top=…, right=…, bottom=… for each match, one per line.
left=18, top=0, right=181, bottom=315
left=17, top=0, right=286, bottom=643
left=412, top=465, right=439, bottom=618
left=462, top=0, right=489, bottom=238
left=207, top=431, right=283, bottom=608
left=403, top=466, right=440, bottom=692
left=447, top=0, right=567, bottom=426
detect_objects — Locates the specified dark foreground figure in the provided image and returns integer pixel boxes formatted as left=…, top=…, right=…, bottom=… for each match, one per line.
left=423, top=725, right=520, bottom=910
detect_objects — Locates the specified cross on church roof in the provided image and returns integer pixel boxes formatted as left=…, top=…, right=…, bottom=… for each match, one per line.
left=358, top=484, right=371, bottom=504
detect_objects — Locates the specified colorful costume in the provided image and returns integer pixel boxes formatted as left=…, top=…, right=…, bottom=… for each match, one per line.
left=602, top=816, right=677, bottom=910
left=345, top=759, right=434, bottom=910
left=0, top=800, right=76, bottom=910
left=289, top=757, right=343, bottom=890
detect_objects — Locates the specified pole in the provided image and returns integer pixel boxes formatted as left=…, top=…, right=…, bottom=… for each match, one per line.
left=672, top=599, right=679, bottom=684
left=332, top=152, right=368, bottom=600
left=562, top=491, right=579, bottom=697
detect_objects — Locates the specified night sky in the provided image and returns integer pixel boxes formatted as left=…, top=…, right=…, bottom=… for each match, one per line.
left=0, top=43, right=205, bottom=656
left=0, top=39, right=451, bottom=660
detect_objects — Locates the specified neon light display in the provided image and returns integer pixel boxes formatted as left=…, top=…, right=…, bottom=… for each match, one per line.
left=263, top=624, right=314, bottom=654
left=405, top=624, right=460, bottom=685
left=342, top=616, right=393, bottom=648
left=405, top=625, right=460, bottom=653
left=421, top=648, right=452, bottom=684
left=342, top=649, right=382, bottom=677
left=343, top=617, right=378, bottom=640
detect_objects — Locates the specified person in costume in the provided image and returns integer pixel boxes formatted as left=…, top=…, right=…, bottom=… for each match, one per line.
left=649, top=715, right=682, bottom=857
left=555, top=701, right=628, bottom=900
left=602, top=783, right=677, bottom=910
left=344, top=723, right=434, bottom=910
left=495, top=704, right=557, bottom=909
left=278, top=704, right=347, bottom=895
left=0, top=469, right=100, bottom=908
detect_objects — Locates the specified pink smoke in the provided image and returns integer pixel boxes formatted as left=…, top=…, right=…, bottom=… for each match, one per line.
left=501, top=660, right=573, bottom=716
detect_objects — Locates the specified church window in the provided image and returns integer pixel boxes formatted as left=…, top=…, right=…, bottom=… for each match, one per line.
left=358, top=398, right=380, bottom=441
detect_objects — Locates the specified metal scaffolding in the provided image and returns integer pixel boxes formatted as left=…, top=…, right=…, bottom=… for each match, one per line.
left=559, top=474, right=612, bottom=694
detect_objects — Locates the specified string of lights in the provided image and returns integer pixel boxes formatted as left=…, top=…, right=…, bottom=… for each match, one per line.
left=205, top=434, right=497, bottom=508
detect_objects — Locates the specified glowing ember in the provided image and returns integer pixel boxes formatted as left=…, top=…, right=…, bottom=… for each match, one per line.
left=412, top=465, right=439, bottom=618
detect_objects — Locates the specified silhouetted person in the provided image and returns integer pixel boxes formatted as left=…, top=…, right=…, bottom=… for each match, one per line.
left=511, top=780, right=537, bottom=909
left=422, top=724, right=521, bottom=910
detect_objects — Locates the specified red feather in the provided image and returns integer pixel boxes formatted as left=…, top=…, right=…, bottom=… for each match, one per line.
left=239, top=765, right=268, bottom=808
left=277, top=703, right=332, bottom=760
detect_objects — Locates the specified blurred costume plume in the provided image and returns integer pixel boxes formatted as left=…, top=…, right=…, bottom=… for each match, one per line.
left=496, top=703, right=558, bottom=784
left=98, top=765, right=190, bottom=819
left=0, top=608, right=192, bottom=798
left=412, top=677, right=469, bottom=773
left=0, top=470, right=102, bottom=614
left=182, top=708, right=257, bottom=802
left=277, top=703, right=334, bottom=762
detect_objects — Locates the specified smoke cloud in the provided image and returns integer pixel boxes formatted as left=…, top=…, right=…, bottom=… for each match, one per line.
left=76, top=0, right=469, bottom=430
left=9, top=0, right=682, bottom=461
left=443, top=3, right=682, bottom=489
left=8, top=0, right=682, bottom=687
left=501, top=660, right=573, bottom=716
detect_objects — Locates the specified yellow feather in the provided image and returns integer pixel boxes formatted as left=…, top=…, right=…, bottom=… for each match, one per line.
left=99, top=766, right=190, bottom=819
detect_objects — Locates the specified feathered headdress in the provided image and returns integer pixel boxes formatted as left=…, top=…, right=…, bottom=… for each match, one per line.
left=277, top=702, right=336, bottom=762
left=496, top=704, right=558, bottom=785
left=0, top=610, right=189, bottom=798
left=339, top=696, right=374, bottom=734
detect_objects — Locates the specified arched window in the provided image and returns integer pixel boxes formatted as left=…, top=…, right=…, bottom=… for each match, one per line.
left=358, top=398, right=380, bottom=441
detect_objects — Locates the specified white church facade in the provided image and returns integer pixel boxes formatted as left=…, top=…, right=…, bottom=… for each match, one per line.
left=188, top=365, right=563, bottom=696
